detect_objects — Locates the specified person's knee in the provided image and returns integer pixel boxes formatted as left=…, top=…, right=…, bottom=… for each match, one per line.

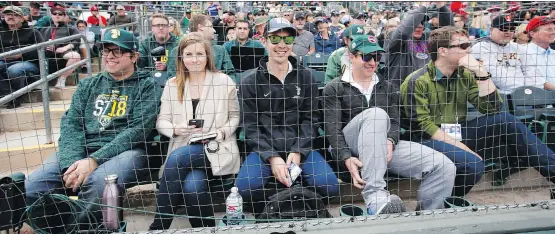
left=361, top=107, right=390, bottom=129
left=64, top=51, right=81, bottom=61
left=183, top=170, right=207, bottom=195
left=6, top=62, right=37, bottom=78
left=165, top=145, right=203, bottom=168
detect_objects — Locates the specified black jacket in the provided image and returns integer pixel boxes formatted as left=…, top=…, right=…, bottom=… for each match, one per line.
left=39, top=20, right=80, bottom=50
left=239, top=56, right=320, bottom=162
left=323, top=74, right=401, bottom=162
left=0, top=20, right=44, bottom=63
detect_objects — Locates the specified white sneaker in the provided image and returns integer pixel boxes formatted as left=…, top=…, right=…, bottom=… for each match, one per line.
left=55, top=77, right=66, bottom=89
left=368, top=194, right=407, bottom=215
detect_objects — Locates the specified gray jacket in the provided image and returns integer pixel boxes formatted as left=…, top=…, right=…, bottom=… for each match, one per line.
left=384, top=5, right=453, bottom=87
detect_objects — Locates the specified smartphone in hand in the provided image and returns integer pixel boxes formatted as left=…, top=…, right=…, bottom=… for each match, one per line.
left=188, top=119, right=204, bottom=128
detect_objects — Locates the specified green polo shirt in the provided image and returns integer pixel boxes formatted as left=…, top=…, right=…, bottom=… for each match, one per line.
left=400, top=61, right=503, bottom=138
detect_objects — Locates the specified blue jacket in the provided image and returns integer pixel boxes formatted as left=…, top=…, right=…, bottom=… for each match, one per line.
left=314, top=31, right=341, bottom=54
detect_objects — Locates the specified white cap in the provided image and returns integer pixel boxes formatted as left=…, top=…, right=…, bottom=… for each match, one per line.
left=231, top=187, right=238, bottom=193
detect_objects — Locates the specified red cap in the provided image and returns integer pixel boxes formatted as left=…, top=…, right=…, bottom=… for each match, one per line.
left=90, top=5, right=98, bottom=11
left=451, top=2, right=468, bottom=17
left=526, top=16, right=556, bottom=32
left=504, top=5, right=520, bottom=13
left=487, top=5, right=502, bottom=12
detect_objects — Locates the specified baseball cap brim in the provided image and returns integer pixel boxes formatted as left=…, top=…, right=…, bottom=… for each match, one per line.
left=101, top=40, right=134, bottom=51
left=355, top=46, right=385, bottom=54
left=3, top=9, right=22, bottom=16
left=267, top=26, right=297, bottom=36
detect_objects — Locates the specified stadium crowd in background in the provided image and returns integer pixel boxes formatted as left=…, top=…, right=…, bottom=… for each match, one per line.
left=0, top=1, right=552, bottom=232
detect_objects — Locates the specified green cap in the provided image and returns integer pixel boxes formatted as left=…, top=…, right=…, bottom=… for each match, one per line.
left=101, top=29, right=138, bottom=51
left=349, top=35, right=384, bottom=54
left=343, top=24, right=365, bottom=38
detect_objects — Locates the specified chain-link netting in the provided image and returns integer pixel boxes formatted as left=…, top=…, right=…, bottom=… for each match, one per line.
left=0, top=1, right=554, bottom=233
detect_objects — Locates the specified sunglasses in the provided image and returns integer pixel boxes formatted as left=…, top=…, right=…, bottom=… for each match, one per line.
left=447, top=42, right=471, bottom=50
left=268, top=35, right=295, bottom=45
left=497, top=26, right=516, bottom=32
left=358, top=53, right=382, bottom=63
left=52, top=12, right=65, bottom=16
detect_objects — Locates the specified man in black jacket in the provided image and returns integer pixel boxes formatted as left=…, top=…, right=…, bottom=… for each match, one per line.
left=323, top=35, right=455, bottom=215
left=0, top=6, right=44, bottom=108
left=39, top=6, right=81, bottom=89
left=236, top=18, right=339, bottom=210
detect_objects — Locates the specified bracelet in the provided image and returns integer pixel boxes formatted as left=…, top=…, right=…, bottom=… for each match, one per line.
left=475, top=72, right=491, bottom=81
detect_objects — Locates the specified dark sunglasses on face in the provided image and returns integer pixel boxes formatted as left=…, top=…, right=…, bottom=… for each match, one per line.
left=497, top=26, right=516, bottom=32
left=268, top=35, right=295, bottom=45
left=359, top=53, right=382, bottom=62
left=52, top=12, right=65, bottom=16
left=447, top=42, right=471, bottom=50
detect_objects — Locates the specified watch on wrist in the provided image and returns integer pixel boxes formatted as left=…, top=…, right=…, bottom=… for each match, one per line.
left=475, top=72, right=491, bottom=81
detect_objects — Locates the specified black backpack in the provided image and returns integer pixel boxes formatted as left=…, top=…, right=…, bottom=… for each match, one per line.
left=0, top=173, right=27, bottom=232
left=256, top=184, right=332, bottom=223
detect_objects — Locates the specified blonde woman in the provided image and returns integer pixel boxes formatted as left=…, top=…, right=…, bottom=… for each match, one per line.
left=514, top=24, right=529, bottom=45
left=149, top=33, right=240, bottom=230
left=168, top=16, right=183, bottom=37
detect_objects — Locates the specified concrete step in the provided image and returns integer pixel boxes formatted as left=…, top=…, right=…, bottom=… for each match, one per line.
left=0, top=100, right=71, bottom=132
left=17, top=86, right=77, bottom=104
left=66, top=72, right=93, bottom=86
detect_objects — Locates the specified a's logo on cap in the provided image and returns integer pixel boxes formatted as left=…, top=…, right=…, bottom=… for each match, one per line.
left=368, top=36, right=376, bottom=43
left=356, top=27, right=363, bottom=34
left=110, top=29, right=120, bottom=39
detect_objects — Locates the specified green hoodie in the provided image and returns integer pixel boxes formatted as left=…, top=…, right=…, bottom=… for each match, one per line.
left=138, top=33, right=179, bottom=70
left=58, top=71, right=162, bottom=169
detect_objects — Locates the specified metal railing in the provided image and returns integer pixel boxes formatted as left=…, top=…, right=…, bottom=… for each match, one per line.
left=0, top=34, right=92, bottom=144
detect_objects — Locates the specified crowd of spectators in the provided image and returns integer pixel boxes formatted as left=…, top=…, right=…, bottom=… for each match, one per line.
left=0, top=1, right=553, bottom=232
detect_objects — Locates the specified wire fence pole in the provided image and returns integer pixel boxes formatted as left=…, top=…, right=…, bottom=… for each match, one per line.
left=37, top=48, right=53, bottom=144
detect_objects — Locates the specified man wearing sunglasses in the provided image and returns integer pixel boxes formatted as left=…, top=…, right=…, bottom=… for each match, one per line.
left=25, top=29, right=161, bottom=234
left=237, top=18, right=339, bottom=211
left=39, top=6, right=81, bottom=88
left=400, top=26, right=555, bottom=203
left=520, top=16, right=555, bottom=90
left=472, top=14, right=545, bottom=94
left=324, top=35, right=455, bottom=215
left=324, top=24, right=366, bottom=83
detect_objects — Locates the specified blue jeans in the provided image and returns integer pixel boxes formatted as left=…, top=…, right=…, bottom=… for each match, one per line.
left=422, top=112, right=555, bottom=198
left=236, top=151, right=339, bottom=210
left=0, top=61, right=38, bottom=96
left=150, top=144, right=215, bottom=229
left=25, top=149, right=149, bottom=233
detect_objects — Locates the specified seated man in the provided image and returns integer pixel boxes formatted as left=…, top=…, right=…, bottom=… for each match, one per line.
left=0, top=6, right=44, bottom=108
left=324, top=24, right=366, bottom=83
left=324, top=35, right=455, bottom=214
left=223, top=19, right=267, bottom=71
left=400, top=26, right=555, bottom=201
left=38, top=6, right=81, bottom=88
left=314, top=17, right=341, bottom=54
left=520, top=16, right=555, bottom=90
left=472, top=15, right=546, bottom=94
left=138, top=14, right=179, bottom=71
left=25, top=29, right=162, bottom=233
left=167, top=14, right=236, bottom=82
left=236, top=18, right=339, bottom=211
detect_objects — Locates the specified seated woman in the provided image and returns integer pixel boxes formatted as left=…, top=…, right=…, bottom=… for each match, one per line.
left=149, top=33, right=241, bottom=230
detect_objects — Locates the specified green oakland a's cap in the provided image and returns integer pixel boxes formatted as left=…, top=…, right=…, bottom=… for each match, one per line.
left=343, top=24, right=365, bottom=38
left=349, top=35, right=384, bottom=54
left=101, top=29, right=138, bottom=51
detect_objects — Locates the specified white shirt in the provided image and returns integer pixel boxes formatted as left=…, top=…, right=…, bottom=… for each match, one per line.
left=268, top=61, right=293, bottom=84
left=520, top=42, right=555, bottom=86
left=341, top=70, right=379, bottom=103
left=471, top=40, right=544, bottom=94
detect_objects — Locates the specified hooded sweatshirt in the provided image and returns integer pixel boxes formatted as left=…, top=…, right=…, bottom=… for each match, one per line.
left=57, top=71, right=162, bottom=169
left=138, top=33, right=179, bottom=70
left=0, top=20, right=44, bottom=63
left=384, top=5, right=453, bottom=87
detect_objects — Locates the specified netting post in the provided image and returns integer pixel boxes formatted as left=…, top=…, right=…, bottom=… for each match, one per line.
left=38, top=47, right=53, bottom=144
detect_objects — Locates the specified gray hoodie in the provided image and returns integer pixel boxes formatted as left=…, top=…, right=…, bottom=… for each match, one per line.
left=384, top=5, right=453, bottom=87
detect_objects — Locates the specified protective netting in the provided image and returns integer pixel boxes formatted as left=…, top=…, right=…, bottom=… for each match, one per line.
left=0, top=1, right=554, bottom=233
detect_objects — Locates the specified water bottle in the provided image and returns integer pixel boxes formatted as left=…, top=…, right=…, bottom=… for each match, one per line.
left=225, top=187, right=243, bottom=226
left=102, top=174, right=122, bottom=231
